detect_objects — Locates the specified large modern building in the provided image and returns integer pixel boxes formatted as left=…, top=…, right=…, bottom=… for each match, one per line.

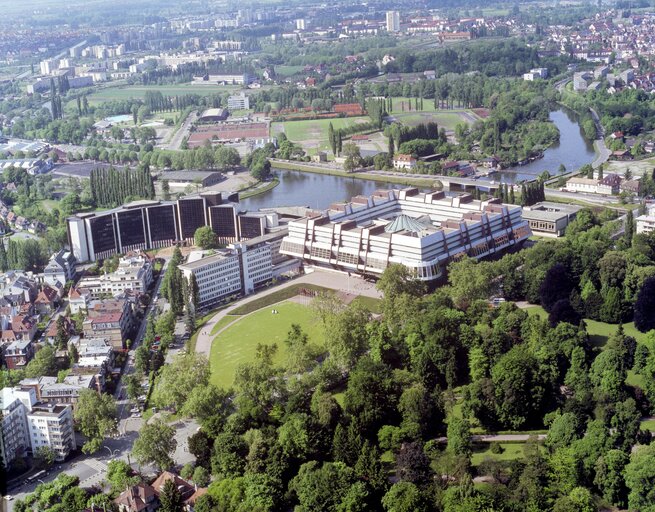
left=179, top=230, right=300, bottom=310
left=67, top=192, right=273, bottom=262
left=522, top=202, right=582, bottom=237
left=280, top=188, right=531, bottom=281
left=386, top=11, right=400, bottom=32
left=77, top=252, right=153, bottom=299
left=1, top=387, right=75, bottom=468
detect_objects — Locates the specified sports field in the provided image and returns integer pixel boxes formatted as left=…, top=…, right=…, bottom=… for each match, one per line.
left=84, top=84, right=241, bottom=104
left=209, top=301, right=324, bottom=389
left=274, top=117, right=371, bottom=142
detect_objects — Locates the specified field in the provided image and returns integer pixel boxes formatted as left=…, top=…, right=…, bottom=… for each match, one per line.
left=83, top=84, right=241, bottom=104
left=471, top=443, right=534, bottom=466
left=275, top=65, right=305, bottom=77
left=525, top=305, right=648, bottom=348
left=209, top=301, right=324, bottom=389
left=393, top=111, right=475, bottom=131
left=275, top=117, right=371, bottom=142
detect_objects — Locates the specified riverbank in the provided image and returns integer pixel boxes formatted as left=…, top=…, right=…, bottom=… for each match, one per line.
left=270, top=159, right=441, bottom=188
left=238, top=178, right=280, bottom=200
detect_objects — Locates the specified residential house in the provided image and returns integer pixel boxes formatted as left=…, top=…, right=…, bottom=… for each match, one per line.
left=151, top=471, right=195, bottom=501
left=33, top=285, right=60, bottom=315
left=77, top=253, right=153, bottom=300
left=393, top=154, right=417, bottom=170
left=3, top=339, right=34, bottom=369
left=11, top=315, right=37, bottom=341
left=44, top=250, right=76, bottom=287
left=597, top=173, right=622, bottom=195
left=566, top=177, right=600, bottom=194
left=621, top=179, right=642, bottom=195
left=83, top=299, right=135, bottom=349
left=68, top=287, right=91, bottom=314
left=114, top=483, right=159, bottom=512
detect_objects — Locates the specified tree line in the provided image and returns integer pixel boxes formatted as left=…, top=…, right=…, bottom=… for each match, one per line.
left=89, top=165, right=155, bottom=208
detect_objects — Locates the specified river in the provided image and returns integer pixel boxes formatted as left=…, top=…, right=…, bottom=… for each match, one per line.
left=241, top=108, right=595, bottom=210
left=495, top=108, right=596, bottom=183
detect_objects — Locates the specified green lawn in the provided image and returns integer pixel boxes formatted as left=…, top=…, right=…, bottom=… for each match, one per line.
left=229, top=283, right=328, bottom=315
left=210, top=315, right=240, bottom=336
left=525, top=305, right=647, bottom=347
left=393, top=111, right=474, bottom=131
left=640, top=418, right=655, bottom=431
left=471, top=443, right=543, bottom=466
left=84, top=84, right=241, bottom=104
left=209, top=301, right=324, bottom=389
left=350, top=295, right=382, bottom=314
left=275, top=117, right=371, bottom=142
left=275, top=65, right=305, bottom=77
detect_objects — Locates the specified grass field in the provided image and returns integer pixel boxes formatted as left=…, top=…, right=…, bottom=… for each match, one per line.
left=275, top=117, right=371, bottom=142
left=393, top=112, right=473, bottom=131
left=84, top=84, right=241, bottom=104
left=275, top=65, right=305, bottom=77
left=471, top=443, right=544, bottom=466
left=525, top=305, right=647, bottom=347
left=209, top=301, right=324, bottom=389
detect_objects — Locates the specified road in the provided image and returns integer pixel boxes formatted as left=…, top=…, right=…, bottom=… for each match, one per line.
left=166, top=110, right=198, bottom=150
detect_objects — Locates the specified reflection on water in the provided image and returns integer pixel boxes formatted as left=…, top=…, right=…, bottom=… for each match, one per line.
left=496, top=108, right=596, bottom=183
left=240, top=108, right=595, bottom=209
left=240, top=171, right=416, bottom=211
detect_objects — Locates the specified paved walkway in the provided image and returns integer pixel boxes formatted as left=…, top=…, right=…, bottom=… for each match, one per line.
left=194, top=268, right=381, bottom=357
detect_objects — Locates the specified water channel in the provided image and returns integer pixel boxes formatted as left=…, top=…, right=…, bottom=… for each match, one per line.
left=241, top=108, right=596, bottom=211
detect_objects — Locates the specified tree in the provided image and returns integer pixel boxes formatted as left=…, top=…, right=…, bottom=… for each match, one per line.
left=151, top=352, right=210, bottom=411
left=328, top=122, right=337, bottom=156
left=342, top=143, right=362, bottom=172
left=396, top=442, right=431, bottom=484
left=192, top=466, right=210, bottom=487
left=25, top=345, right=57, bottom=378
left=382, top=482, right=428, bottom=512
left=34, top=446, right=56, bottom=469
left=161, top=179, right=171, bottom=200
left=289, top=461, right=357, bottom=512
left=0, top=240, right=8, bottom=272
left=107, top=459, right=140, bottom=493
left=74, top=389, right=118, bottom=454
left=159, top=479, right=184, bottom=512
left=540, top=263, right=574, bottom=312
left=135, top=345, right=150, bottom=374
left=55, top=316, right=68, bottom=350
left=189, top=273, right=200, bottom=311
left=594, top=449, right=629, bottom=508
left=447, top=258, right=494, bottom=309
left=194, top=226, right=218, bottom=249
left=625, top=444, right=655, bottom=511
left=132, top=418, right=177, bottom=471
left=634, top=277, right=655, bottom=332
left=447, top=418, right=472, bottom=457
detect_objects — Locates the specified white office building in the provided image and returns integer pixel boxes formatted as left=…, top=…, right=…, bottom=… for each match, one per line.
left=227, top=93, right=250, bottom=110
left=280, top=188, right=531, bottom=281
left=386, top=11, right=400, bottom=32
left=179, top=231, right=297, bottom=310
left=77, top=253, right=153, bottom=299
left=1, top=387, right=75, bottom=467
left=637, top=208, right=655, bottom=234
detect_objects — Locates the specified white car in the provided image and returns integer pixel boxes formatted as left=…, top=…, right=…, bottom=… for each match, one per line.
left=131, top=412, right=142, bottom=418
left=4, top=495, right=14, bottom=501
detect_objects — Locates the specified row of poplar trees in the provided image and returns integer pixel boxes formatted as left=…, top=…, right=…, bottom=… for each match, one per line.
left=89, top=165, right=155, bottom=207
